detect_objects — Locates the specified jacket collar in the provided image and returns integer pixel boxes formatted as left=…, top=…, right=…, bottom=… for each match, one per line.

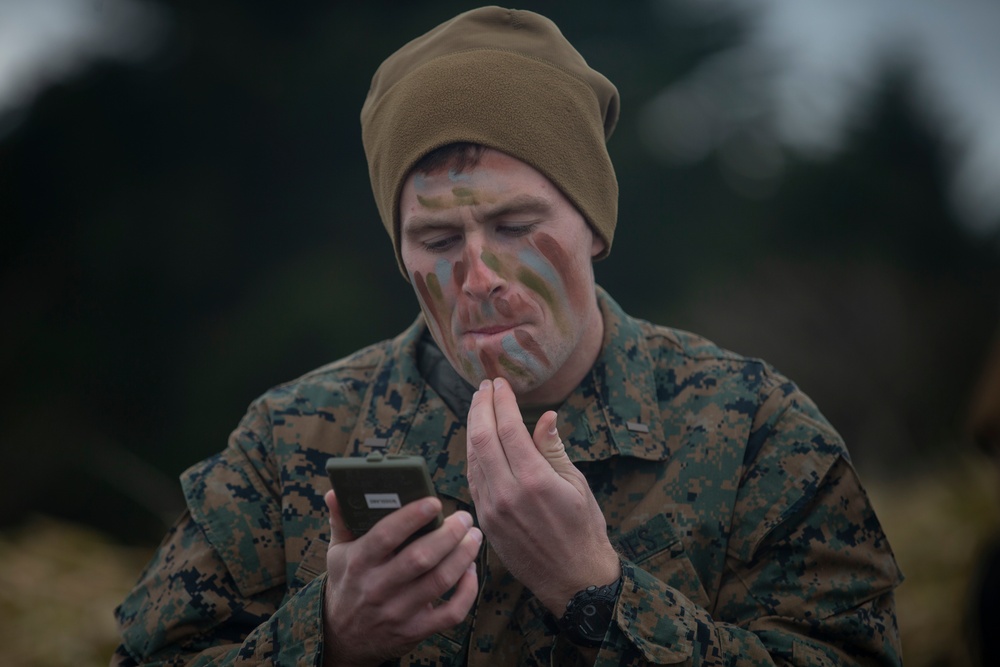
left=560, top=288, right=670, bottom=463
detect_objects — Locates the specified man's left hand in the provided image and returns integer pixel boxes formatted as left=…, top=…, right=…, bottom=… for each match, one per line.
left=466, top=377, right=621, bottom=614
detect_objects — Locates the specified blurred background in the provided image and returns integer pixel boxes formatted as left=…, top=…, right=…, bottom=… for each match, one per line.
left=2, top=0, right=999, bottom=665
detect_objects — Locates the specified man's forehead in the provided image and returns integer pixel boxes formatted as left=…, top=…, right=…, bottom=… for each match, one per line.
left=406, top=148, right=551, bottom=189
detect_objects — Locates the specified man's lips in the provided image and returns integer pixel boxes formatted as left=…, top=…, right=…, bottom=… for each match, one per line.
left=464, top=323, right=521, bottom=336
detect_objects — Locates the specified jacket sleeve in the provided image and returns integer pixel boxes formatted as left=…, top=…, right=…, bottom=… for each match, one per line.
left=112, top=403, right=328, bottom=667
left=596, top=384, right=904, bottom=666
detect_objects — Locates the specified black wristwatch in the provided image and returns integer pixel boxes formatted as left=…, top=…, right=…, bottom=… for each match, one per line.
left=555, top=576, right=622, bottom=648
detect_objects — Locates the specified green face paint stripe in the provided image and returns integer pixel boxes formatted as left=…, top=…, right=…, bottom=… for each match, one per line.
left=426, top=272, right=444, bottom=301
left=416, top=194, right=446, bottom=209
left=516, top=267, right=556, bottom=307
left=481, top=249, right=502, bottom=273
left=414, top=272, right=451, bottom=356
left=516, top=266, right=569, bottom=333
left=417, top=189, right=489, bottom=210
left=497, top=354, right=531, bottom=379
left=414, top=272, right=439, bottom=322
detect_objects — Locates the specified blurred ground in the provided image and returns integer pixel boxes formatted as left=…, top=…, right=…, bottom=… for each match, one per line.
left=867, top=452, right=1000, bottom=667
left=0, top=517, right=152, bottom=667
left=2, top=453, right=997, bottom=667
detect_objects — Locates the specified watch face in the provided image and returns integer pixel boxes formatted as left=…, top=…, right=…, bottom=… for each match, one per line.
left=560, top=579, right=621, bottom=646
left=577, top=602, right=612, bottom=640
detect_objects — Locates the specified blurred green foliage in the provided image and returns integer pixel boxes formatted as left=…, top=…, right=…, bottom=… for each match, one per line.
left=1, top=0, right=998, bottom=548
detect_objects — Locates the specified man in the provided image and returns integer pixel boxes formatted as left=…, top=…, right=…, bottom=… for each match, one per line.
left=113, top=7, right=903, bottom=666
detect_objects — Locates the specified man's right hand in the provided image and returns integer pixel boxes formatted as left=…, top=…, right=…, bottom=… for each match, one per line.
left=321, top=490, right=481, bottom=667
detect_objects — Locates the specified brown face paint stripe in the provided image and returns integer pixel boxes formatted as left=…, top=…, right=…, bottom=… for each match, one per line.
left=495, top=297, right=513, bottom=318
left=463, top=303, right=483, bottom=330
left=479, top=350, right=501, bottom=379
left=514, top=330, right=551, bottom=368
left=534, top=232, right=586, bottom=308
left=453, top=260, right=467, bottom=290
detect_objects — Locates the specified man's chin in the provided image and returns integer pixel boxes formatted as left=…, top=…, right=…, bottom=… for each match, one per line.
left=493, top=370, right=549, bottom=401
left=458, top=364, right=540, bottom=396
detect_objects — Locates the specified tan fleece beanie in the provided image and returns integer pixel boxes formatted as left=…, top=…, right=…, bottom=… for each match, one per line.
left=360, top=6, right=620, bottom=274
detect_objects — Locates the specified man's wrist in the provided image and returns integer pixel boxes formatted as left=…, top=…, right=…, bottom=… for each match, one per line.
left=550, top=576, right=623, bottom=648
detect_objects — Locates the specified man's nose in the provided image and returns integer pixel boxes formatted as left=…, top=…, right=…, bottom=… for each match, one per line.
left=462, top=244, right=506, bottom=301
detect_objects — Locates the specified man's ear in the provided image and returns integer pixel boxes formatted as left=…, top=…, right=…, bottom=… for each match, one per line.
left=590, top=229, right=607, bottom=258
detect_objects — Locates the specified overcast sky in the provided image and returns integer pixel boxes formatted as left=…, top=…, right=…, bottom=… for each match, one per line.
left=2, top=0, right=998, bottom=232
left=647, top=0, right=1000, bottom=233
left=0, top=0, right=163, bottom=129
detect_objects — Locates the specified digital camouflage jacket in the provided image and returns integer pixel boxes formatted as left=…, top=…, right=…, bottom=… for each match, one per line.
left=113, top=290, right=904, bottom=666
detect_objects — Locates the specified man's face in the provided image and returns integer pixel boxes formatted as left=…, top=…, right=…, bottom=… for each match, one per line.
left=399, top=149, right=606, bottom=406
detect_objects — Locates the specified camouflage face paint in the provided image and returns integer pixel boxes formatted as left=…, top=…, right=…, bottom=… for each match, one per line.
left=516, top=267, right=557, bottom=311
left=480, top=249, right=503, bottom=275
left=533, top=232, right=589, bottom=313
left=413, top=270, right=448, bottom=346
left=452, top=260, right=467, bottom=289
left=514, top=241, right=571, bottom=333
left=416, top=194, right=451, bottom=210
left=434, top=258, right=452, bottom=288
left=502, top=333, right=546, bottom=374
left=498, top=353, right=532, bottom=380
left=414, top=262, right=473, bottom=376
left=418, top=233, right=584, bottom=393
left=414, top=175, right=497, bottom=210
left=399, top=149, right=604, bottom=403
left=444, top=241, right=570, bottom=379
left=479, top=349, right=501, bottom=379
left=514, top=329, right=550, bottom=368
left=495, top=297, right=513, bottom=319
left=451, top=187, right=478, bottom=205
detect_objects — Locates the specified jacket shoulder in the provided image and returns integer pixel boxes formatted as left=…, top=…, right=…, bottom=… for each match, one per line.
left=252, top=338, right=393, bottom=417
left=634, top=316, right=845, bottom=467
left=636, top=318, right=785, bottom=393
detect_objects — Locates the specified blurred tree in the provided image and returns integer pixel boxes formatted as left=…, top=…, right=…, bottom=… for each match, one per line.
left=663, top=65, right=1000, bottom=471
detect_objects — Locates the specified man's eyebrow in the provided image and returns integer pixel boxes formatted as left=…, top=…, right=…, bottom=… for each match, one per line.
left=402, top=217, right=460, bottom=238
left=481, top=195, right=553, bottom=221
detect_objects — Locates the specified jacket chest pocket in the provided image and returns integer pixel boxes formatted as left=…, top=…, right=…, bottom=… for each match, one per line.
left=613, top=513, right=712, bottom=610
